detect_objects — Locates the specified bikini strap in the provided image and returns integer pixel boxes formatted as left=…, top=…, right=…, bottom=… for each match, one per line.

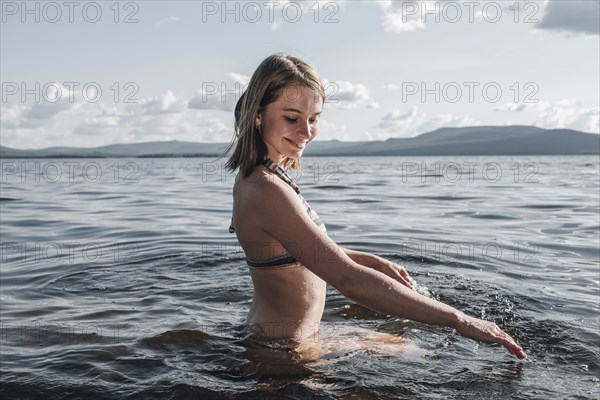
left=263, top=159, right=300, bottom=194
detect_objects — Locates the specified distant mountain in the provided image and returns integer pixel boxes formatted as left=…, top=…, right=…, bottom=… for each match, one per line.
left=0, top=140, right=228, bottom=158
left=1, top=126, right=598, bottom=158
left=304, top=126, right=599, bottom=156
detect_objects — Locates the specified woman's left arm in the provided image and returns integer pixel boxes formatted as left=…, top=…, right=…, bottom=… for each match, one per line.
left=341, top=247, right=414, bottom=289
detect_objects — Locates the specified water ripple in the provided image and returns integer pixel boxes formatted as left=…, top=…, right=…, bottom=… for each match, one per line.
left=1, top=156, right=599, bottom=399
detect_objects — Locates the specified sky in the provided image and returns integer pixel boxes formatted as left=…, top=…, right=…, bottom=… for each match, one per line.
left=1, top=0, right=599, bottom=149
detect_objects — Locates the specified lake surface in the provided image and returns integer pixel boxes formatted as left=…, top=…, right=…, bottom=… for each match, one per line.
left=1, top=155, right=598, bottom=399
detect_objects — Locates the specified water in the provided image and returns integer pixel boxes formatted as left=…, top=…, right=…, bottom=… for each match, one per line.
left=1, top=155, right=598, bottom=399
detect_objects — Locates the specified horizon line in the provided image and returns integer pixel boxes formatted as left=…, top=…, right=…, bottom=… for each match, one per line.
left=2, top=125, right=598, bottom=152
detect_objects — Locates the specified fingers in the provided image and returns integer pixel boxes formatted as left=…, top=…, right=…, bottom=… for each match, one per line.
left=394, top=269, right=413, bottom=288
left=391, top=264, right=413, bottom=288
left=399, top=267, right=411, bottom=280
left=374, top=259, right=415, bottom=289
left=517, top=349, right=528, bottom=359
left=391, top=270, right=411, bottom=288
left=379, top=262, right=413, bottom=288
left=493, top=327, right=528, bottom=360
left=504, top=342, right=527, bottom=359
left=500, top=337, right=528, bottom=359
left=461, top=318, right=528, bottom=360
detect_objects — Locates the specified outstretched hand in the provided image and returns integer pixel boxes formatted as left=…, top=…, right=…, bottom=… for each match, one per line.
left=371, top=258, right=414, bottom=289
left=455, top=314, right=528, bottom=360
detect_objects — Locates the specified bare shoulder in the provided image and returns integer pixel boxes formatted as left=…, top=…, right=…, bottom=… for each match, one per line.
left=235, top=167, right=302, bottom=213
left=235, top=166, right=360, bottom=292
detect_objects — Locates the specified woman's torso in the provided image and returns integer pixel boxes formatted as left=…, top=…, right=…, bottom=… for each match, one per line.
left=230, top=163, right=327, bottom=341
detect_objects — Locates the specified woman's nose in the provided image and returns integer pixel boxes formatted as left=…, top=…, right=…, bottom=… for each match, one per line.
left=299, top=120, right=312, bottom=138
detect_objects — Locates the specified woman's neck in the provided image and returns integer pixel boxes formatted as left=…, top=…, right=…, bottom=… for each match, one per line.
left=266, top=153, right=286, bottom=167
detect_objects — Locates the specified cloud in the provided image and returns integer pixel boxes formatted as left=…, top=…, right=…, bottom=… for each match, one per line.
left=133, top=90, right=187, bottom=115
left=2, top=83, right=82, bottom=129
left=25, top=102, right=73, bottom=121
left=72, top=105, right=122, bottom=136
left=380, top=107, right=418, bottom=122
left=190, top=75, right=377, bottom=112
left=323, top=79, right=379, bottom=110
left=493, top=98, right=599, bottom=133
left=533, top=101, right=599, bottom=133
left=154, top=16, right=180, bottom=27
left=494, top=103, right=527, bottom=112
left=188, top=75, right=247, bottom=112
left=383, top=84, right=401, bottom=91
left=108, top=95, right=196, bottom=139
left=375, top=106, right=480, bottom=137
left=536, top=0, right=599, bottom=36
left=188, top=89, right=236, bottom=112
left=227, top=72, right=250, bottom=87
left=376, top=0, right=426, bottom=33
left=373, top=0, right=599, bottom=36
left=127, top=114, right=197, bottom=141
left=27, top=83, right=79, bottom=118
left=71, top=91, right=191, bottom=138
left=315, top=118, right=352, bottom=140
left=71, top=91, right=233, bottom=142
left=373, top=0, right=512, bottom=33
left=197, top=118, right=231, bottom=139
left=575, top=107, right=600, bottom=133
left=271, top=20, right=283, bottom=31
left=0, top=104, right=27, bottom=129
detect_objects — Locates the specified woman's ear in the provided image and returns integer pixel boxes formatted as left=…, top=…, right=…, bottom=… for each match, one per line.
left=255, top=113, right=262, bottom=128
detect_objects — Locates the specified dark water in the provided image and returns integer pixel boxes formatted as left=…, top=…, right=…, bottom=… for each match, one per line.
left=1, top=155, right=598, bottom=399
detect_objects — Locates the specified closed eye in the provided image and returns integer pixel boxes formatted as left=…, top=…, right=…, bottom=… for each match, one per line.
left=284, top=117, right=298, bottom=123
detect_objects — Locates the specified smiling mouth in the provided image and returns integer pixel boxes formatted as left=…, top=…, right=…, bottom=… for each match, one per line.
left=285, top=138, right=307, bottom=149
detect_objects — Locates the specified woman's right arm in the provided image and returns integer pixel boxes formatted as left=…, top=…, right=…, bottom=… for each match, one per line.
left=253, top=179, right=527, bottom=359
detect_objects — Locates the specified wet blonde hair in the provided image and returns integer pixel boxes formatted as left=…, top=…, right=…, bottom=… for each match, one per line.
left=224, top=53, right=325, bottom=178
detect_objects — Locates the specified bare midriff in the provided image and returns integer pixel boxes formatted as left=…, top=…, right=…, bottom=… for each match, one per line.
left=245, top=262, right=326, bottom=341
left=232, top=167, right=327, bottom=341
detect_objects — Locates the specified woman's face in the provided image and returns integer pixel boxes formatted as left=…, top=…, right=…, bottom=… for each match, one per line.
left=256, top=84, right=322, bottom=164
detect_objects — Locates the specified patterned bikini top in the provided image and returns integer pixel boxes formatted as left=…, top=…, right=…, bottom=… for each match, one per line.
left=228, top=158, right=327, bottom=234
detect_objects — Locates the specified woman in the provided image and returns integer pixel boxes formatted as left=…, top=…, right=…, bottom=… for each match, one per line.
left=225, top=53, right=527, bottom=360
